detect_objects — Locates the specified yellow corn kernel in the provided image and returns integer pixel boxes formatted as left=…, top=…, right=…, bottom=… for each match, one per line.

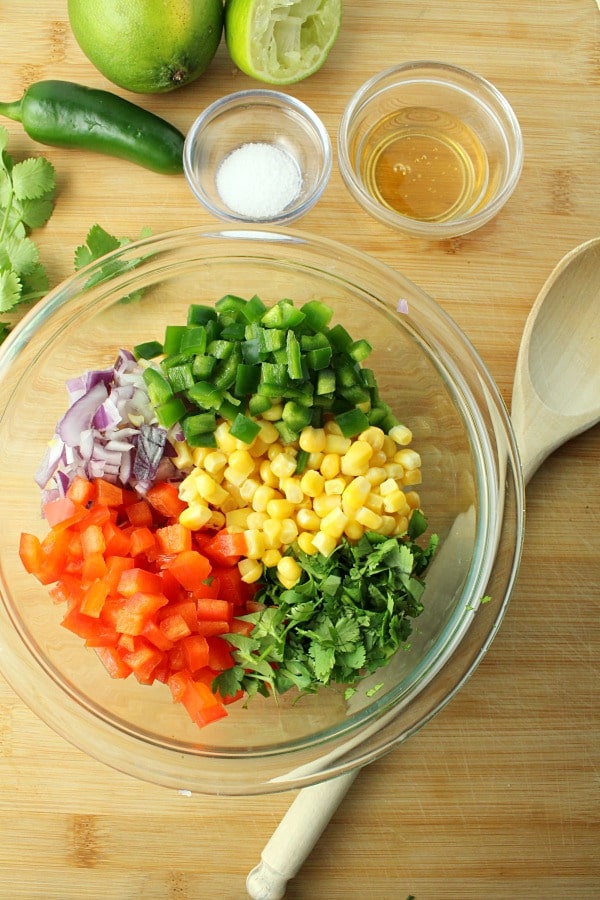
left=341, top=475, right=371, bottom=511
left=344, top=520, right=365, bottom=541
left=297, top=531, right=317, bottom=555
left=238, top=558, right=263, bottom=584
left=278, top=518, right=299, bottom=546
left=251, top=484, right=279, bottom=512
left=355, top=506, right=384, bottom=530
left=270, top=450, right=297, bottom=479
left=299, top=426, right=326, bottom=453
left=179, top=502, right=212, bottom=530
left=207, top=510, right=226, bottom=530
left=307, top=451, right=325, bottom=470
left=312, top=492, right=341, bottom=518
left=243, top=529, right=266, bottom=559
left=402, top=468, right=422, bottom=486
left=324, top=420, right=342, bottom=435
left=262, top=517, right=282, bottom=549
left=319, top=506, right=349, bottom=539
left=259, top=459, right=280, bottom=488
left=172, top=440, right=195, bottom=471
left=383, top=462, right=405, bottom=481
left=263, top=548, right=282, bottom=568
left=266, top=442, right=284, bottom=461
left=248, top=436, right=269, bottom=459
left=214, top=421, right=237, bottom=453
left=258, top=420, right=280, bottom=444
left=300, top=469, right=324, bottom=498
left=366, top=491, right=385, bottom=514
left=178, top=473, right=199, bottom=504
left=394, top=448, right=421, bottom=471
left=382, top=489, right=410, bottom=514
left=239, top=477, right=261, bottom=503
left=195, top=471, right=230, bottom=506
left=229, top=448, right=255, bottom=476
left=277, top=556, right=302, bottom=589
left=358, top=425, right=385, bottom=450
left=191, top=446, right=212, bottom=468
left=225, top=507, right=253, bottom=530
left=203, top=450, right=227, bottom=475
left=370, top=449, right=388, bottom=467
left=389, top=424, right=413, bottom=446
left=296, top=507, right=321, bottom=531
left=324, top=476, right=347, bottom=496
left=341, top=440, right=373, bottom=476
left=224, top=480, right=245, bottom=508
left=324, top=433, right=351, bottom=455
left=379, top=477, right=399, bottom=496
left=405, top=490, right=421, bottom=509
left=320, top=453, right=340, bottom=479
left=246, top=511, right=268, bottom=530
left=393, top=515, right=409, bottom=535
left=279, top=476, right=304, bottom=504
left=311, top=531, right=338, bottom=557
left=261, top=402, right=283, bottom=422
left=379, top=515, right=397, bottom=535
left=382, top=435, right=396, bottom=459
left=224, top=465, right=249, bottom=488
left=365, top=466, right=387, bottom=486
left=266, top=498, right=295, bottom=520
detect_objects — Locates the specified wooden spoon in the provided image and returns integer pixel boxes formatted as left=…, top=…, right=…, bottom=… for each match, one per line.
left=246, top=236, right=600, bottom=900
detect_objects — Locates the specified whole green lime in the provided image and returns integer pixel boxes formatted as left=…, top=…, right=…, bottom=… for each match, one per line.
left=68, top=0, right=224, bottom=94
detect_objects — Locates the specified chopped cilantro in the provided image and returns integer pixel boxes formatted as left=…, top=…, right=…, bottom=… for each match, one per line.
left=214, top=522, right=438, bottom=701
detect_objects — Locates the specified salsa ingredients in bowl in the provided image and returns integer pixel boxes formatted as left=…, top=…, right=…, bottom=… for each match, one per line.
left=20, top=295, right=438, bottom=731
left=0, top=226, right=523, bottom=795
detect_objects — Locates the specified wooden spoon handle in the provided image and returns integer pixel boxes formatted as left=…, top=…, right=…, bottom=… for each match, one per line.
left=246, top=769, right=360, bottom=899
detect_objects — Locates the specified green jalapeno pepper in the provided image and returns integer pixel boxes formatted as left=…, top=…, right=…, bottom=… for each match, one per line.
left=0, top=80, right=185, bottom=175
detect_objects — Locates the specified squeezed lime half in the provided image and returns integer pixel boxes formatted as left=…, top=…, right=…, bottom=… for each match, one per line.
left=225, top=0, right=342, bottom=85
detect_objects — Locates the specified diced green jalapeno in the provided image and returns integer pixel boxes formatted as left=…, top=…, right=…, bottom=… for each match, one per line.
left=229, top=413, right=261, bottom=444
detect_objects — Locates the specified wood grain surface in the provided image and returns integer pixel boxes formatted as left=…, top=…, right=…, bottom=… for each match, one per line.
left=0, top=2, right=598, bottom=898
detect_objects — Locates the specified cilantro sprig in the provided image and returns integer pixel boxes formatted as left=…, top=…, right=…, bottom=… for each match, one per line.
left=74, top=223, right=152, bottom=303
left=0, top=125, right=55, bottom=318
left=214, top=511, right=438, bottom=703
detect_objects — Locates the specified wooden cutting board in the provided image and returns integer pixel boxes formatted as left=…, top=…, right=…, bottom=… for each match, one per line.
left=0, top=2, right=598, bottom=897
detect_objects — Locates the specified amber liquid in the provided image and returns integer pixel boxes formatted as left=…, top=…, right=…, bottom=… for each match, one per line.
left=358, top=107, right=492, bottom=223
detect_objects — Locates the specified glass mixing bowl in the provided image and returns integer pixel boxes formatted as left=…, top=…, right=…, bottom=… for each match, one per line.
left=0, top=227, right=524, bottom=795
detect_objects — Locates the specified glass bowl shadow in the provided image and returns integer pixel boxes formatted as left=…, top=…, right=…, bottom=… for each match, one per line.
left=0, top=226, right=524, bottom=795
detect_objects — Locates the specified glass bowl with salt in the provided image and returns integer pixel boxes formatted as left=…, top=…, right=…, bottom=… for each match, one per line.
left=183, top=90, right=332, bottom=225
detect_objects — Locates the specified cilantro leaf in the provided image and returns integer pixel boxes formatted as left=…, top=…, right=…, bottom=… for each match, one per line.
left=0, top=268, right=21, bottom=312
left=11, top=157, right=56, bottom=200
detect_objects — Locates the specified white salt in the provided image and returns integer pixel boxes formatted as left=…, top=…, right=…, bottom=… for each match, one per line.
left=215, top=142, right=302, bottom=220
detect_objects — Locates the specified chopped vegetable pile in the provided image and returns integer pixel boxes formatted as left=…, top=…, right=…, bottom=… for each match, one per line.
left=20, top=294, right=438, bottom=730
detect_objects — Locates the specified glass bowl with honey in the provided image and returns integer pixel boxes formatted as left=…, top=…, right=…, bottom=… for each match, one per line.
left=338, top=61, right=523, bottom=239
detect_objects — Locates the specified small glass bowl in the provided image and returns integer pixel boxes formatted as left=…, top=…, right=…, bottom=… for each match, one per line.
left=338, top=61, right=524, bottom=239
left=183, top=90, right=332, bottom=225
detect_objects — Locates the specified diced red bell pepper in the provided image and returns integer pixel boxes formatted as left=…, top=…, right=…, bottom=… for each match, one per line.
left=181, top=634, right=210, bottom=673
left=117, top=567, right=164, bottom=597
left=146, top=481, right=187, bottom=518
left=166, top=549, right=212, bottom=591
left=93, top=478, right=125, bottom=508
left=115, top=591, right=169, bottom=636
left=94, top=645, right=131, bottom=679
left=80, top=578, right=109, bottom=618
